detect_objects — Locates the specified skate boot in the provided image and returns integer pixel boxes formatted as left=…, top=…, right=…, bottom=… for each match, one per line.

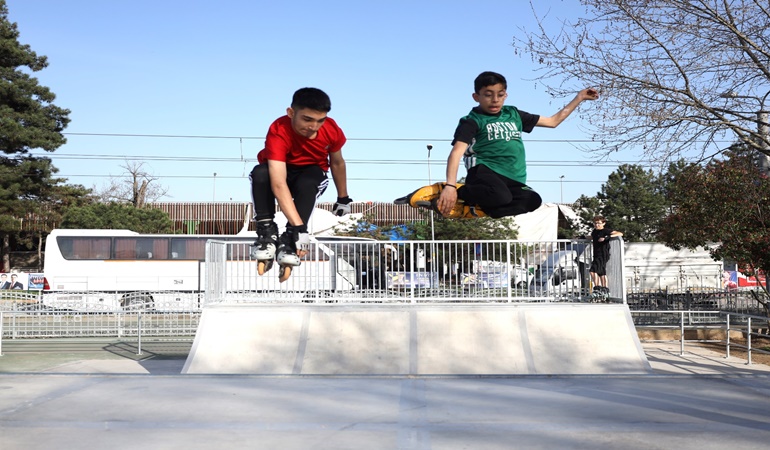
left=275, top=225, right=309, bottom=283
left=251, top=220, right=278, bottom=275
left=429, top=198, right=487, bottom=219
left=394, top=182, right=462, bottom=208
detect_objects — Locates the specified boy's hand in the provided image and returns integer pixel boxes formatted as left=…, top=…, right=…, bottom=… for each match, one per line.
left=437, top=186, right=457, bottom=217
left=333, top=196, right=353, bottom=216
left=581, top=88, right=600, bottom=101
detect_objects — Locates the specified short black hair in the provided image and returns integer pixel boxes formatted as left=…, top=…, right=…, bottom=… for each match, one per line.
left=474, top=71, right=507, bottom=93
left=291, top=87, right=332, bottom=112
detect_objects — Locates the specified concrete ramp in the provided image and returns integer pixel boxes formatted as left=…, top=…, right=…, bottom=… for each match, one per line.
left=182, top=303, right=651, bottom=375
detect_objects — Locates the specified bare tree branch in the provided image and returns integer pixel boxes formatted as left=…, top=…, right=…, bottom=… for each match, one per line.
left=92, top=161, right=170, bottom=207
left=518, top=0, right=770, bottom=163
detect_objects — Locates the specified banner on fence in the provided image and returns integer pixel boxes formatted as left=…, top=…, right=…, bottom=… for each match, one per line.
left=0, top=272, right=45, bottom=291
left=385, top=271, right=438, bottom=288
left=461, top=271, right=510, bottom=288
left=723, top=270, right=767, bottom=289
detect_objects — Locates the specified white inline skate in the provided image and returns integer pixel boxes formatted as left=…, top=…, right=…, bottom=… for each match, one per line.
left=275, top=225, right=309, bottom=283
left=251, top=221, right=278, bottom=275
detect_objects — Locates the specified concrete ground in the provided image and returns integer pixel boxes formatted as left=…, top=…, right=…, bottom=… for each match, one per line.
left=1, top=339, right=770, bottom=449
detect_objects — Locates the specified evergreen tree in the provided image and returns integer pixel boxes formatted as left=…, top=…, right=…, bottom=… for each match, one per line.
left=0, top=157, right=91, bottom=270
left=571, top=165, right=667, bottom=242
left=599, top=164, right=666, bottom=241
left=0, top=1, right=70, bottom=156
left=61, top=203, right=174, bottom=234
left=0, top=1, right=72, bottom=270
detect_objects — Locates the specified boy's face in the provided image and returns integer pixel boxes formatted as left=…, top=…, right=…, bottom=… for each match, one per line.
left=287, top=107, right=327, bottom=138
left=594, top=220, right=605, bottom=229
left=472, top=83, right=508, bottom=115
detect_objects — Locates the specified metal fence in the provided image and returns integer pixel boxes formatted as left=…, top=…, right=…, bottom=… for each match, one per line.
left=0, top=310, right=199, bottom=338
left=204, top=238, right=600, bottom=304
left=632, top=310, right=770, bottom=364
left=2, top=237, right=768, bottom=340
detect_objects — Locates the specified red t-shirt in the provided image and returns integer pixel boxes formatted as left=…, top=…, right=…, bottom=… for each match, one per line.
left=257, top=116, right=346, bottom=171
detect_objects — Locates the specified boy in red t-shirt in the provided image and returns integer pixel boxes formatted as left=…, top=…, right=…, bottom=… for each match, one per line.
left=250, top=87, right=352, bottom=273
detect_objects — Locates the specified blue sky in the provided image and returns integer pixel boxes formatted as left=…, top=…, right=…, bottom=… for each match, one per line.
left=7, top=0, right=638, bottom=205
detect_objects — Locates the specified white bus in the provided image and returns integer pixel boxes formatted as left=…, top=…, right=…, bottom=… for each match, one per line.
left=42, top=229, right=375, bottom=311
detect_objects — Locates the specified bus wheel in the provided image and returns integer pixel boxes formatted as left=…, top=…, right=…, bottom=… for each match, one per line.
left=121, top=293, right=154, bottom=311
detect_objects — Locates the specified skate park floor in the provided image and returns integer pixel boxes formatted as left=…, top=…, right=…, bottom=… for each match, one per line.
left=1, top=338, right=770, bottom=449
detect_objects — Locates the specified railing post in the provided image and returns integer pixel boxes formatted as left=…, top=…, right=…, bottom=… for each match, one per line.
left=725, top=313, right=731, bottom=359
left=409, top=243, right=415, bottom=304
left=506, top=241, right=512, bottom=302
left=137, top=312, right=143, bottom=356
left=679, top=311, right=685, bottom=356
left=747, top=316, right=752, bottom=365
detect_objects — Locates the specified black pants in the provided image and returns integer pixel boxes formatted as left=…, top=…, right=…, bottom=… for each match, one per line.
left=458, top=164, right=542, bottom=218
left=250, top=164, right=329, bottom=223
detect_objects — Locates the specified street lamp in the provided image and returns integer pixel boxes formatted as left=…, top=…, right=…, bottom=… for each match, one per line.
left=213, top=172, right=217, bottom=202
left=720, top=91, right=770, bottom=175
left=559, top=175, right=565, bottom=203
left=426, top=144, right=435, bottom=242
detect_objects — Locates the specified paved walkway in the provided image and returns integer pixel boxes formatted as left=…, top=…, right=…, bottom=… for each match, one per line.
left=1, top=340, right=769, bottom=449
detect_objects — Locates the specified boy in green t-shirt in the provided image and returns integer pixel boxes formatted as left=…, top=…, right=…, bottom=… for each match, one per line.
left=435, top=71, right=599, bottom=218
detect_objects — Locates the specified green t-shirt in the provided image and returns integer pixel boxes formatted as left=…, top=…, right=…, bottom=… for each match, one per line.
left=455, top=105, right=539, bottom=183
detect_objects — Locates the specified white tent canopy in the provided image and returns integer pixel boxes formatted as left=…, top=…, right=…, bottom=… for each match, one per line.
left=511, top=203, right=580, bottom=241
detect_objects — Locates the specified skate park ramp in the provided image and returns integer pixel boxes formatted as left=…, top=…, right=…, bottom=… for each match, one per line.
left=182, top=303, right=651, bottom=375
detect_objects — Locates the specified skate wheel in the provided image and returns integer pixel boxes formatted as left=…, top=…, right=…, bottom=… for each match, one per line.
left=394, top=195, right=411, bottom=205
left=258, top=260, right=273, bottom=275
left=278, top=265, right=292, bottom=283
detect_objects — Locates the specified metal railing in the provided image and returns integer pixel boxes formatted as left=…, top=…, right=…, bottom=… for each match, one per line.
left=632, top=310, right=770, bottom=365
left=204, top=238, right=601, bottom=304
left=724, top=312, right=770, bottom=365
left=5, top=237, right=767, bottom=344
left=0, top=309, right=198, bottom=356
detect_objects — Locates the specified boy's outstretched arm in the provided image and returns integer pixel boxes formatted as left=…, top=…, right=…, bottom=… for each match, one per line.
left=536, top=88, right=599, bottom=128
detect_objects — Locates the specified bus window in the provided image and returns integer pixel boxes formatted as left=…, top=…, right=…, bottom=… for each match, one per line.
left=171, top=238, right=206, bottom=260
left=57, top=237, right=112, bottom=260
left=114, top=238, right=170, bottom=260
left=141, top=238, right=169, bottom=260
left=114, top=239, right=137, bottom=259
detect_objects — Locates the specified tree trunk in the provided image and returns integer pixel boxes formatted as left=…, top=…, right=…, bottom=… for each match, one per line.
left=37, top=233, right=43, bottom=271
left=2, top=233, right=9, bottom=272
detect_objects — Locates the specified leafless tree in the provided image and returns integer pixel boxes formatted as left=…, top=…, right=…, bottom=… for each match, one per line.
left=93, top=161, right=170, bottom=208
left=518, top=0, right=770, bottom=165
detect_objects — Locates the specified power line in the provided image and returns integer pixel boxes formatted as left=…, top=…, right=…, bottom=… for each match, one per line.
left=30, top=152, right=655, bottom=167
left=61, top=131, right=735, bottom=144
left=49, top=173, right=612, bottom=183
